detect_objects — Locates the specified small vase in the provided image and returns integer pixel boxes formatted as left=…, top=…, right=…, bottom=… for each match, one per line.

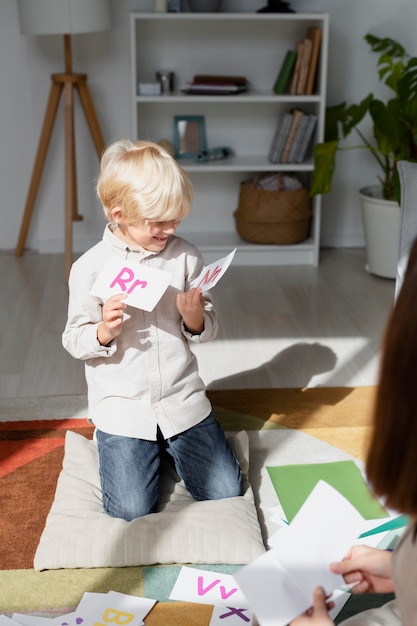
left=188, top=0, right=222, bottom=11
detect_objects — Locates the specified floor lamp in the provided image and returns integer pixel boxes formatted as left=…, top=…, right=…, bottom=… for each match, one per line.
left=16, top=0, right=111, bottom=279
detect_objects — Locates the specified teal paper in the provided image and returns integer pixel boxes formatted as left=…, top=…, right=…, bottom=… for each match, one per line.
left=359, top=514, right=409, bottom=538
left=266, top=460, right=388, bottom=523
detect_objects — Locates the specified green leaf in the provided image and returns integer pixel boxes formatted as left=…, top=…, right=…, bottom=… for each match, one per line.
left=324, top=103, right=346, bottom=142
left=342, top=94, right=373, bottom=136
left=364, top=34, right=406, bottom=59
left=398, top=57, right=417, bottom=121
left=369, top=99, right=402, bottom=155
left=310, top=141, right=338, bottom=196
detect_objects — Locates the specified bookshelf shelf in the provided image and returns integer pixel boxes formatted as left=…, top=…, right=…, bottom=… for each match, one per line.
left=135, top=92, right=323, bottom=104
left=130, top=11, right=329, bottom=265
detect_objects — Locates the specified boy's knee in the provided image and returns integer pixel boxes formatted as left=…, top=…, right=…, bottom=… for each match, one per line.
left=218, top=475, right=243, bottom=499
left=102, top=493, right=157, bottom=521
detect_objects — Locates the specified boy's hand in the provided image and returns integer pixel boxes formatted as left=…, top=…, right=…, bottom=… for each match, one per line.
left=97, top=294, right=127, bottom=345
left=177, top=287, right=204, bottom=334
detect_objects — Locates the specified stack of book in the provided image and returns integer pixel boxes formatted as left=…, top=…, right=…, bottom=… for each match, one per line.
left=268, top=108, right=318, bottom=164
left=182, top=74, right=248, bottom=95
left=272, top=27, right=322, bottom=95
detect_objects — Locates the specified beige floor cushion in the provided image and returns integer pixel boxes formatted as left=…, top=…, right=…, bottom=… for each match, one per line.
left=34, top=430, right=266, bottom=570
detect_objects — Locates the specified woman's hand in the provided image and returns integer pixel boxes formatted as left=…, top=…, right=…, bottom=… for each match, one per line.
left=290, top=587, right=334, bottom=625
left=177, top=287, right=204, bottom=334
left=97, top=294, right=127, bottom=345
left=330, top=545, right=394, bottom=595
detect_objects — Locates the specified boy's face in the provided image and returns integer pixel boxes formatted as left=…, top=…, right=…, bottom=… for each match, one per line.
left=114, top=219, right=181, bottom=252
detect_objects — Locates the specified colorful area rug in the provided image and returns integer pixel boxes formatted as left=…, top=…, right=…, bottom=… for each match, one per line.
left=0, top=387, right=380, bottom=622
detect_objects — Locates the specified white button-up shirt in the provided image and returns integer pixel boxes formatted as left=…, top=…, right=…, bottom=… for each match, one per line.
left=62, top=226, right=218, bottom=440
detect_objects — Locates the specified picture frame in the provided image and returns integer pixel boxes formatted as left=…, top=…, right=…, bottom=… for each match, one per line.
left=173, top=115, right=207, bottom=159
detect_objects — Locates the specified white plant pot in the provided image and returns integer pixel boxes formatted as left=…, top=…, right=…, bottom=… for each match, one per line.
left=359, top=185, right=401, bottom=279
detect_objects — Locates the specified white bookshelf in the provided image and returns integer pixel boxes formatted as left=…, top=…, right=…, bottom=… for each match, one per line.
left=130, top=12, right=329, bottom=265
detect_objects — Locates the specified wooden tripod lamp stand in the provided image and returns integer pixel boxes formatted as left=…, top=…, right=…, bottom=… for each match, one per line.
left=16, top=0, right=111, bottom=279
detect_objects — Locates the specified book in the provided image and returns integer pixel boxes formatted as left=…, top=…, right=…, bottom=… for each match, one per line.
left=268, top=112, right=293, bottom=163
left=289, top=40, right=304, bottom=95
left=192, top=74, right=247, bottom=86
left=287, top=112, right=310, bottom=163
left=296, top=37, right=313, bottom=95
left=182, top=83, right=247, bottom=95
left=273, top=49, right=297, bottom=94
left=305, top=27, right=322, bottom=95
left=184, top=74, right=248, bottom=95
left=280, top=108, right=304, bottom=163
left=294, top=113, right=318, bottom=163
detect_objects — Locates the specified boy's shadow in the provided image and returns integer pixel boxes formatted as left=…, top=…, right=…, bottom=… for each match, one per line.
left=208, top=341, right=338, bottom=541
left=208, top=342, right=337, bottom=390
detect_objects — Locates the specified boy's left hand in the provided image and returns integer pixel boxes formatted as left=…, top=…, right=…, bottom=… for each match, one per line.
left=177, top=287, right=204, bottom=334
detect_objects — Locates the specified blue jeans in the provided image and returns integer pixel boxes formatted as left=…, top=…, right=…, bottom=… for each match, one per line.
left=96, top=413, right=243, bottom=521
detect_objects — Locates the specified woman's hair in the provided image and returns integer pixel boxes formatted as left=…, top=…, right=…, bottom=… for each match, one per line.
left=366, top=236, right=417, bottom=515
left=96, top=139, right=193, bottom=224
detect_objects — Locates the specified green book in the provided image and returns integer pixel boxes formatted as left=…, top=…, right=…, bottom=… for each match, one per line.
left=273, top=50, right=298, bottom=94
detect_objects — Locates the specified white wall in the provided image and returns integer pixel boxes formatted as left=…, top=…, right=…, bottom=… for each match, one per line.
left=1, top=0, right=416, bottom=253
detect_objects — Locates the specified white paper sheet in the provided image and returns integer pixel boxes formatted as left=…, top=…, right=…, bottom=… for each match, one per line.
left=234, top=481, right=368, bottom=626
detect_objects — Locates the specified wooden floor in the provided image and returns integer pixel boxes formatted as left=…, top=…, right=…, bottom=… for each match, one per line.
left=0, top=247, right=395, bottom=400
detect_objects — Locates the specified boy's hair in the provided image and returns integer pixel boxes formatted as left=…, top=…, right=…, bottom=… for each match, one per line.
left=96, top=139, right=193, bottom=224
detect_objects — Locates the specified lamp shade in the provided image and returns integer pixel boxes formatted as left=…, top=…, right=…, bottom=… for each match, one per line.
left=17, top=0, right=111, bottom=35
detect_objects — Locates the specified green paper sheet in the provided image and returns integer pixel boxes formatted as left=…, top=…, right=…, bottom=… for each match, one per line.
left=267, top=460, right=388, bottom=523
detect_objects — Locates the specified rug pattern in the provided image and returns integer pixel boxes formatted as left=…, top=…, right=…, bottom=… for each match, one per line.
left=0, top=388, right=377, bottom=621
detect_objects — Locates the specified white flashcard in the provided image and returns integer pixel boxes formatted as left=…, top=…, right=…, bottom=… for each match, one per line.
left=234, top=481, right=367, bottom=626
left=169, top=566, right=249, bottom=608
left=11, top=592, right=156, bottom=626
left=104, top=591, right=155, bottom=622
left=191, top=249, right=236, bottom=291
left=76, top=590, right=154, bottom=626
left=89, top=256, right=172, bottom=311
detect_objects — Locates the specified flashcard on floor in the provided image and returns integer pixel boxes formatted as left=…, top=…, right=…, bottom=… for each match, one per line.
left=32, top=591, right=155, bottom=626
left=75, top=590, right=155, bottom=626
left=190, top=249, right=236, bottom=291
left=169, top=566, right=249, bottom=607
left=209, top=605, right=254, bottom=625
left=90, top=256, right=172, bottom=311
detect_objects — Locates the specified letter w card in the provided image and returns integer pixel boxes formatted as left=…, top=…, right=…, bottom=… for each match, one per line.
left=90, top=256, right=172, bottom=311
left=191, top=249, right=236, bottom=291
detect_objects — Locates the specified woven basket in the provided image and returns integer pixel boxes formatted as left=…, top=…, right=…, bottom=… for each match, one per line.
left=234, top=181, right=312, bottom=245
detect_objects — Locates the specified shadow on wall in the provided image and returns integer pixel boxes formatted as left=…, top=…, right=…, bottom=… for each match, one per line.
left=208, top=342, right=337, bottom=389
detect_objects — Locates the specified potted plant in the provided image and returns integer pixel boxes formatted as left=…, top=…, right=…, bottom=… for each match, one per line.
left=311, top=34, right=417, bottom=278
